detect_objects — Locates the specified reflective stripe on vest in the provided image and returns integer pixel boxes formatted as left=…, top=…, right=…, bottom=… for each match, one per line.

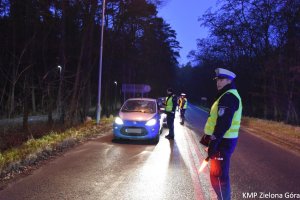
left=179, top=98, right=187, bottom=109
left=165, top=96, right=174, bottom=112
left=204, top=89, right=242, bottom=138
left=183, top=98, right=188, bottom=109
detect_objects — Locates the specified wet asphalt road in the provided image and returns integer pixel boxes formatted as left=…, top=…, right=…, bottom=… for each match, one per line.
left=0, top=111, right=215, bottom=200
left=1, top=105, right=299, bottom=200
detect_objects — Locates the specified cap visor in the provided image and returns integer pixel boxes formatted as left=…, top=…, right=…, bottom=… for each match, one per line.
left=214, top=75, right=234, bottom=80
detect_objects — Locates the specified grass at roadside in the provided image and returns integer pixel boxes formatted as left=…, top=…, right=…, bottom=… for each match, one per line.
left=0, top=117, right=113, bottom=179
left=242, top=117, right=300, bottom=139
left=241, top=117, right=300, bottom=155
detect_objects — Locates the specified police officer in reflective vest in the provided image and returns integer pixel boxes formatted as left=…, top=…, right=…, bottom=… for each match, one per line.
left=165, top=88, right=177, bottom=140
left=204, top=68, right=242, bottom=200
left=178, top=93, right=188, bottom=125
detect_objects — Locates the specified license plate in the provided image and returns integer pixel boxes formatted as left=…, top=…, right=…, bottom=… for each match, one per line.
left=126, top=128, right=142, bottom=134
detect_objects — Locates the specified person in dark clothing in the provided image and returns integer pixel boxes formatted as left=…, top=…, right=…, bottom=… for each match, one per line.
left=164, top=88, right=177, bottom=140
left=202, top=68, right=242, bottom=200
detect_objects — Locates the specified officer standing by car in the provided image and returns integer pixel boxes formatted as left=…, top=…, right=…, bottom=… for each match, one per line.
left=164, top=88, right=177, bottom=140
left=202, top=68, right=242, bottom=200
left=178, top=93, right=188, bottom=125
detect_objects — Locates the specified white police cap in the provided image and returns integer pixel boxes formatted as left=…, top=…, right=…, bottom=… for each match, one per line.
left=215, top=68, right=236, bottom=80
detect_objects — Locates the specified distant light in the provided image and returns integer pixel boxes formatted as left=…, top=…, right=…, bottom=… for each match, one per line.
left=114, top=81, right=118, bottom=85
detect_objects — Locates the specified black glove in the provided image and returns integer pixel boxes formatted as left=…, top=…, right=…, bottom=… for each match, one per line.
left=208, top=139, right=219, bottom=158
left=199, top=134, right=211, bottom=147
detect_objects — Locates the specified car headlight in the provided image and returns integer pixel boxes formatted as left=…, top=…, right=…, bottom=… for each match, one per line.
left=145, top=119, right=157, bottom=126
left=115, top=117, right=124, bottom=125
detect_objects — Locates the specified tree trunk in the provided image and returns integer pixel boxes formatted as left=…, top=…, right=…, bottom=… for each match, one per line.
left=57, top=69, right=63, bottom=122
left=23, top=75, right=33, bottom=139
left=68, top=2, right=97, bottom=124
left=47, top=84, right=53, bottom=125
left=68, top=40, right=85, bottom=124
left=286, top=80, right=298, bottom=124
left=31, top=86, right=36, bottom=114
left=8, top=83, right=15, bottom=118
left=0, top=78, right=8, bottom=112
left=23, top=95, right=30, bottom=134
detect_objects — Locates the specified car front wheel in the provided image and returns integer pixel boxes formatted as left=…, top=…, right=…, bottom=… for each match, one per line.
left=153, top=134, right=160, bottom=144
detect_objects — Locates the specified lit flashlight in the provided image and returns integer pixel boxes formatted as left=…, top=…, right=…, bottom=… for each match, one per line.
left=199, top=157, right=210, bottom=172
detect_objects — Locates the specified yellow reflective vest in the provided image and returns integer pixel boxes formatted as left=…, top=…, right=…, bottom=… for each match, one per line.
left=204, top=89, right=242, bottom=138
left=165, top=96, right=174, bottom=112
left=179, top=97, right=187, bottom=109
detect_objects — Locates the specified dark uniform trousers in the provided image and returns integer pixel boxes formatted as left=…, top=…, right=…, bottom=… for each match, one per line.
left=210, top=152, right=231, bottom=200
left=180, top=109, right=186, bottom=123
left=166, top=112, right=175, bottom=137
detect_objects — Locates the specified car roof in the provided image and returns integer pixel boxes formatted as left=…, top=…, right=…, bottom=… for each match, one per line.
left=125, top=98, right=156, bottom=102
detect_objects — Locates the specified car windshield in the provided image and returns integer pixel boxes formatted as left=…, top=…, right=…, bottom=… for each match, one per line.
left=121, top=100, right=156, bottom=114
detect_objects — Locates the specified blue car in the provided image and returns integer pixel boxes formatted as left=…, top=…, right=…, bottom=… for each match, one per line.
left=113, top=98, right=163, bottom=143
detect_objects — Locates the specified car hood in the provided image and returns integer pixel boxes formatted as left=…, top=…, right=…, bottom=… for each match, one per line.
left=119, top=112, right=156, bottom=121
